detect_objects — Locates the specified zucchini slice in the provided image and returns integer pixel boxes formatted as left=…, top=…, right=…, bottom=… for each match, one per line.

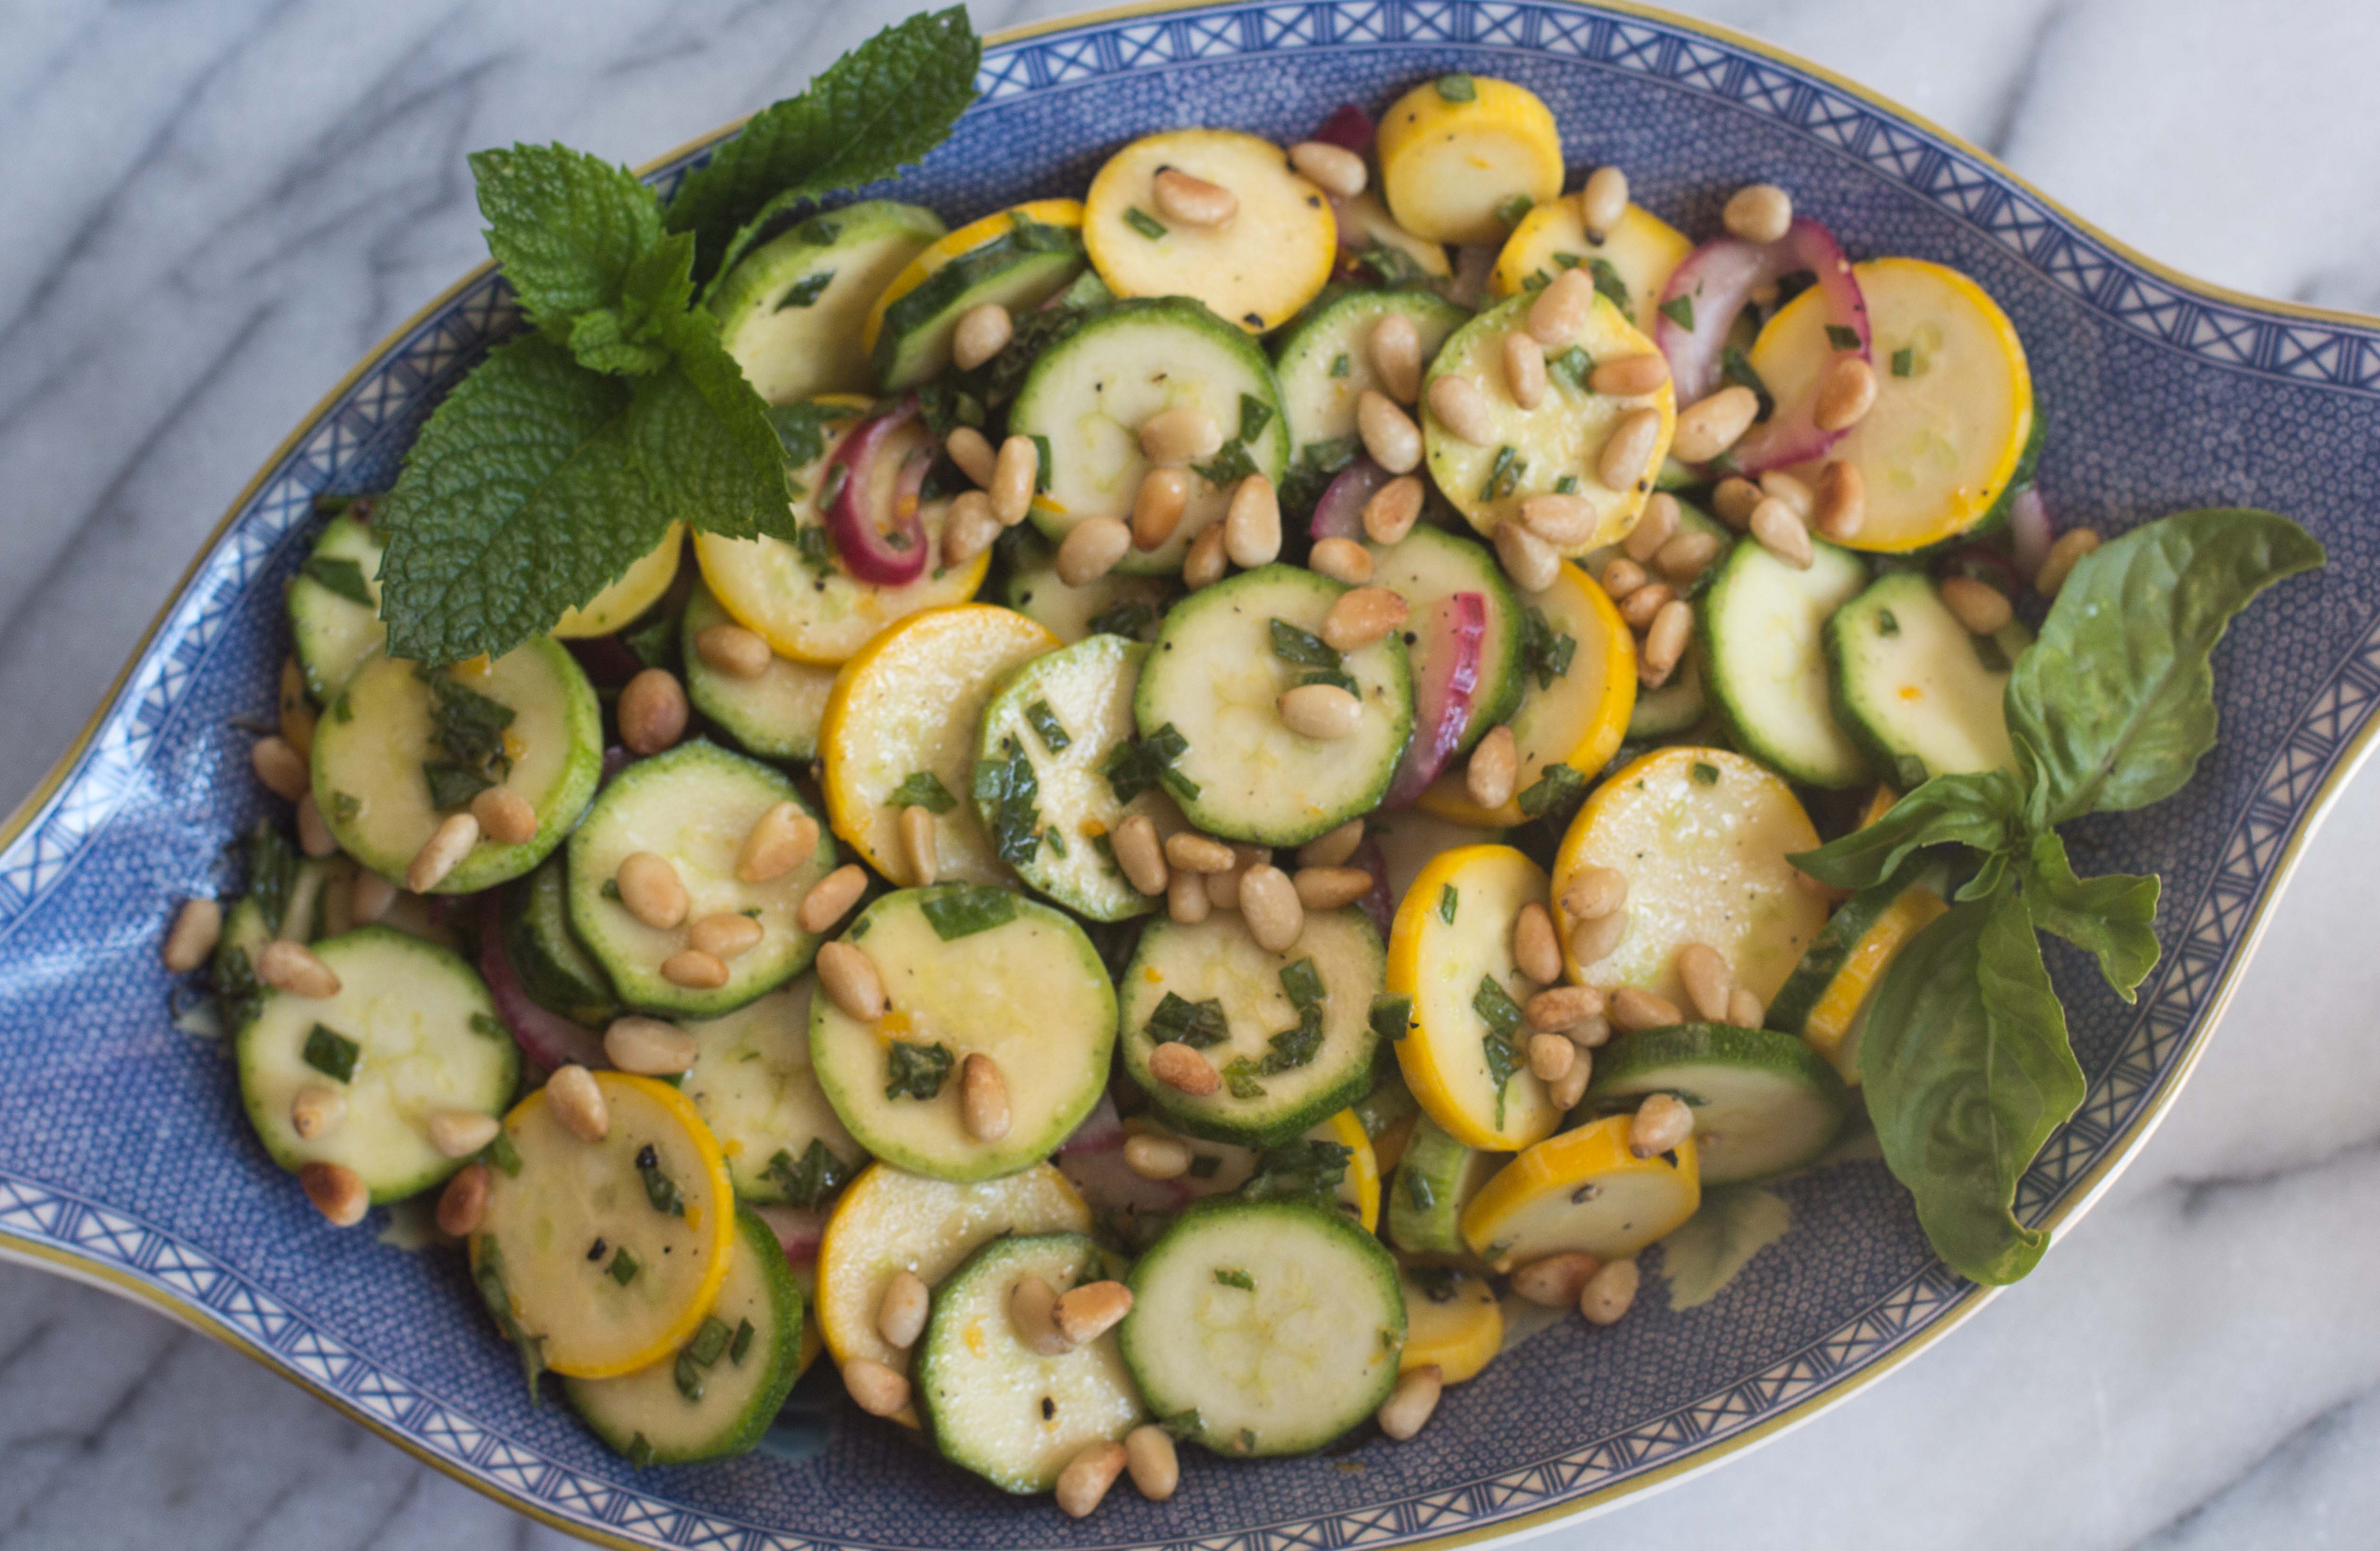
left=1370, top=806, right=1510, bottom=905
left=914, top=1233, right=1144, bottom=1493
left=1363, top=523, right=1526, bottom=756
left=1008, top=296, right=1291, bottom=575
left=710, top=202, right=946, bottom=404
left=1419, top=561, right=1634, bottom=829
left=235, top=925, right=517, bottom=1200
left=564, top=1204, right=806, bottom=1466
left=287, top=513, right=385, bottom=700
left=680, top=579, right=836, bottom=763
left=994, top=530, right=1177, bottom=646
left=310, top=643, right=602, bottom=894
left=1459, top=1114, right=1701, bottom=1271
left=500, top=855, right=620, bottom=1029
left=1695, top=535, right=1872, bottom=788
left=974, top=635, right=1186, bottom=921
left=1134, top=564, right=1412, bottom=846
left=679, top=977, right=864, bottom=1205
left=1397, top=1262, right=1503, bottom=1383
left=1272, top=288, right=1470, bottom=494
left=1117, top=910, right=1387, bottom=1149
left=813, top=1162, right=1089, bottom=1381
left=1749, top=256, right=2036, bottom=552
left=1765, top=861, right=1950, bottom=1084
left=1584, top=1023, right=1850, bottom=1185
left=1422, top=291, right=1673, bottom=552
left=1120, top=1198, right=1405, bottom=1456
left=809, top=885, right=1116, bottom=1181
left=567, top=740, right=838, bottom=1017
left=1488, top=199, right=1694, bottom=334
left=820, top=605, right=1059, bottom=886
left=1628, top=654, right=1706, bottom=739
left=1375, top=76, right=1564, bottom=247
left=552, top=527, right=684, bottom=639
left=1083, top=129, right=1337, bottom=335
left=1388, top=845, right=1561, bottom=1151
left=865, top=199, right=1088, bottom=392
left=1385, top=1113, right=1503, bottom=1256
left=1827, top=570, right=2030, bottom=786
left=472, top=1071, right=738, bottom=1379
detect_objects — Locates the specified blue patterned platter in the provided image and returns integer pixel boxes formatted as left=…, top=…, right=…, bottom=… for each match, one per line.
left=5, top=2, right=2377, bottom=1546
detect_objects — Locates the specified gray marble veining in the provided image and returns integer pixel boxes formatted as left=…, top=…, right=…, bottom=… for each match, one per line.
left=3, top=1, right=2377, bottom=1547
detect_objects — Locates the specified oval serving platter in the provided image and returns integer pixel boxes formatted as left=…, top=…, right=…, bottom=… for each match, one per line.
left=3, top=2, right=2378, bottom=1547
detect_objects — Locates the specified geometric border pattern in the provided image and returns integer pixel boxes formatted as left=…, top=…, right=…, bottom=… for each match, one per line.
left=4, top=5, right=2378, bottom=1549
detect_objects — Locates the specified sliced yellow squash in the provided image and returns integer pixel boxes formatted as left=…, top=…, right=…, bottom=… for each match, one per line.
left=1083, top=129, right=1336, bottom=333
left=1389, top=845, right=1562, bottom=1152
left=862, top=198, right=1085, bottom=358
left=1376, top=75, right=1564, bottom=246
left=1459, top=1114, right=1700, bottom=1271
left=1489, top=200, right=1693, bottom=334
left=552, top=526, right=685, bottom=638
left=1397, top=1263, right=1503, bottom=1383
left=1331, top=188, right=1453, bottom=279
left=1803, top=882, right=1949, bottom=1083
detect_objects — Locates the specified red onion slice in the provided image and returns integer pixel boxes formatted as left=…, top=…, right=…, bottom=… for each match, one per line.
left=1310, top=457, right=1391, bottom=543
left=2008, top=488, right=2052, bottom=582
left=1349, top=837, right=1395, bottom=939
left=478, top=897, right=607, bottom=1074
left=1312, top=104, right=1375, bottom=153
left=1382, top=591, right=1486, bottom=809
left=753, top=1205, right=826, bottom=1267
left=823, top=400, right=929, bottom=586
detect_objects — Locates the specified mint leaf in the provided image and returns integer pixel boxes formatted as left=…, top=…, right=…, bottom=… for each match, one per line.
left=2020, top=831, right=2160, bottom=1001
left=470, top=143, right=666, bottom=341
left=622, top=313, right=790, bottom=542
left=561, top=231, right=699, bottom=376
left=667, top=9, right=981, bottom=283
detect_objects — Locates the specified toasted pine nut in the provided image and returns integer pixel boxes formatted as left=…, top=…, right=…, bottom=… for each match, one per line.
left=1011, top=1273, right=1073, bottom=1354
left=1655, top=529, right=1723, bottom=583
left=1297, top=819, right=1366, bottom=869
left=1567, top=1015, right=1612, bottom=1051
left=1551, top=1055, right=1593, bottom=1109
left=1164, top=832, right=1235, bottom=873
left=299, top=1161, right=368, bottom=1227
left=1295, top=866, right=1374, bottom=910
left=251, top=735, right=309, bottom=802
left=162, top=898, right=222, bottom=972
left=1600, top=557, right=1649, bottom=600
left=1526, top=267, right=1596, bottom=349
left=1378, top=1365, right=1442, bottom=1440
left=1167, top=869, right=1212, bottom=924
left=1609, top=986, right=1681, bottom=1032
left=958, top=1054, right=1016, bottom=1145
left=1426, top=375, right=1495, bottom=446
left=947, top=425, right=999, bottom=488
left=1057, top=1440, right=1129, bottom=1519
left=1183, top=523, right=1230, bottom=589
left=1150, top=1040, right=1220, bottom=1095
left=1058, top=516, right=1132, bottom=587
left=1598, top=408, right=1661, bottom=492
left=1290, top=139, right=1367, bottom=197
left=1224, top=474, right=1282, bottom=568
left=1712, top=475, right=1764, bottom=529
left=2036, top=528, right=2101, bottom=596
left=817, top=941, right=887, bottom=1022
left=992, top=434, right=1039, bottom=524
left=1322, top=586, right=1409, bottom=651
left=894, top=804, right=940, bottom=888
left=350, top=871, right=398, bottom=924
left=615, top=851, right=687, bottom=929
left=1639, top=599, right=1692, bottom=686
left=1527, top=984, right=1605, bottom=1033
left=843, top=1357, right=911, bottom=1418
left=292, top=793, right=333, bottom=859
left=437, top=1162, right=490, bottom=1237
left=291, top=1084, right=346, bottom=1141
left=1616, top=580, right=1674, bottom=631
left=421, top=1108, right=498, bottom=1158
left=258, top=939, right=340, bottom=999
left=1590, top=352, right=1670, bottom=398
left=1278, top=682, right=1363, bottom=740
left=1812, top=460, right=1865, bottom=541
left=1676, top=942, right=1733, bottom=1021
left=1133, top=467, right=1192, bottom=551
left=1466, top=725, right=1519, bottom=809
left=1758, top=470, right=1813, bottom=517
left=1560, top=866, right=1627, bottom=920
left=1723, top=182, right=1793, bottom=244
left=1630, top=1092, right=1695, bottom=1156
left=1152, top=167, right=1237, bottom=227
left=1123, top=1133, right=1193, bottom=1181
left=1125, top=1423, right=1180, bottom=1501
left=1941, top=575, right=2014, bottom=635
left=797, top=865, right=867, bottom=934
left=950, top=489, right=1004, bottom=563
left=1138, top=403, right=1223, bottom=466
left=604, top=1015, right=698, bottom=1075
left=1356, top=391, right=1423, bottom=474
left=1527, top=1031, right=1576, bottom=1083
left=1502, top=332, right=1548, bottom=411
left=618, top=668, right=688, bottom=755
left=1370, top=313, right=1423, bottom=403
left=877, top=1269, right=931, bottom=1350
left=401, top=812, right=476, bottom=894
left=1815, top=357, right=1879, bottom=431
left=460, top=787, right=532, bottom=850
left=1513, top=902, right=1563, bottom=984
left=1512, top=1250, right=1598, bottom=1307
left=1310, top=536, right=1373, bottom=584
left=1670, top=386, right=1760, bottom=464
left=1728, top=985, right=1765, bottom=1028
left=694, top=623, right=772, bottom=680
left=1750, top=498, right=1814, bottom=570
left=1237, top=864, right=1303, bottom=952
left=546, top=1064, right=609, bottom=1143
left=688, top=910, right=764, bottom=961
left=1113, top=815, right=1170, bottom=896
left=1055, top=1280, right=1133, bottom=1345
left=1362, top=473, right=1425, bottom=543
left=1580, top=165, right=1630, bottom=237
left=951, top=302, right=1014, bottom=372
left=661, top=948, right=729, bottom=990
left=1519, top=492, right=1598, bottom=548
left=1623, top=490, right=1680, bottom=562
left=1495, top=519, right=1561, bottom=594
left=1579, top=1257, right=1640, bottom=1325
left=738, top=801, right=819, bottom=883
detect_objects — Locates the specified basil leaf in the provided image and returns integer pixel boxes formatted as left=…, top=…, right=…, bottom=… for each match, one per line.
left=1146, top=992, right=1230, bottom=1050
left=765, top=1139, right=854, bottom=1210
left=1860, top=887, right=2082, bottom=1284
left=885, top=1040, right=955, bottom=1100
left=1237, top=1138, right=1352, bottom=1209
left=2005, top=508, right=2323, bottom=827
left=299, top=555, right=374, bottom=607
left=1788, top=770, right=2024, bottom=890
left=2019, top=831, right=2161, bottom=1001
left=888, top=770, right=958, bottom=814
left=919, top=884, right=1019, bottom=941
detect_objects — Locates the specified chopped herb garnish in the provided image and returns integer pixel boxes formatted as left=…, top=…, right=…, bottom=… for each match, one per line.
left=299, top=554, right=373, bottom=607
left=1297, top=667, right=1360, bottom=695
left=302, top=1024, right=360, bottom=1084
left=1370, top=993, right=1413, bottom=1042
left=1220, top=1058, right=1268, bottom=1100
left=1658, top=294, right=1695, bottom=331
left=1147, top=991, right=1230, bottom=1050
left=1495, top=193, right=1534, bottom=228
left=422, top=759, right=495, bottom=812
left=1439, top=884, right=1459, bottom=923
left=607, top=1247, right=641, bottom=1286
left=1101, top=724, right=1198, bottom=805
left=424, top=670, right=515, bottom=783
left=1877, top=608, right=1900, bottom=638
left=1720, top=347, right=1775, bottom=420
left=1353, top=239, right=1431, bottom=289
left=1435, top=73, right=1476, bottom=102
left=635, top=1144, right=685, bottom=1218
left=1404, top=1168, right=1435, bottom=1209
left=766, top=1139, right=854, bottom=1210
left=674, top=1350, right=707, bottom=1402
left=1085, top=597, right=1160, bottom=640
left=1329, top=352, right=1352, bottom=378
left=1190, top=439, right=1258, bottom=490
left=626, top=1433, right=655, bottom=1469
left=1124, top=206, right=1168, bottom=240
left=1692, top=760, right=1721, bottom=786
left=971, top=736, right=1043, bottom=866
left=888, top=770, right=957, bottom=814
left=1279, top=957, right=1325, bottom=1011
left=776, top=269, right=835, bottom=310
left=1554, top=474, right=1580, bottom=495
left=1891, top=345, right=1916, bottom=377
left=1025, top=700, right=1071, bottom=754
left=1269, top=619, right=1342, bottom=669
left=1408, top=1264, right=1464, bottom=1303
left=483, top=1130, right=523, bottom=1177
left=766, top=400, right=843, bottom=467
left=1236, top=394, right=1274, bottom=446
left=1517, top=762, right=1588, bottom=819
left=1029, top=433, right=1054, bottom=493
left=1547, top=346, right=1592, bottom=393
left=685, top=1316, right=733, bottom=1367
left=920, top=883, right=1019, bottom=941
left=472, top=1241, right=547, bottom=1405
left=1238, top=1138, right=1352, bottom=1209
left=1474, top=974, right=1526, bottom=1127
left=791, top=524, right=834, bottom=568
left=1519, top=605, right=1577, bottom=689
left=1825, top=324, right=1863, bottom=351
left=885, top=1040, right=955, bottom=1101
left=469, top=1012, right=505, bottom=1041
left=729, top=1317, right=756, bottom=1366
left=329, top=791, right=361, bottom=823
left=1478, top=445, right=1526, bottom=501
left=1213, top=1267, right=1256, bottom=1291
left=600, top=878, right=622, bottom=901
left=1587, top=258, right=1631, bottom=313
left=1187, top=1153, right=1222, bottom=1180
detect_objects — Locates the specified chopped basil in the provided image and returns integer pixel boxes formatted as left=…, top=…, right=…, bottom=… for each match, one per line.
left=423, top=670, right=515, bottom=783
left=1495, top=193, right=1534, bottom=228
left=471, top=1241, right=547, bottom=1405
left=729, top=1317, right=756, bottom=1367
left=1691, top=760, right=1721, bottom=786
left=1268, top=619, right=1342, bottom=669
left=469, top=1012, right=505, bottom=1041
left=673, top=1350, right=707, bottom=1402
left=1404, top=1168, right=1435, bottom=1209
left=1877, top=608, right=1901, bottom=638
left=1408, top=1264, right=1464, bottom=1303
left=1517, top=762, right=1587, bottom=820
left=765, top=1139, right=854, bottom=1210
left=1553, top=474, right=1580, bottom=495
left=791, top=523, right=834, bottom=568
left=1190, top=439, right=1258, bottom=489
left=1547, top=346, right=1592, bottom=393
left=685, top=1315, right=733, bottom=1367
left=920, top=884, right=1019, bottom=941
left=635, top=1143, right=685, bottom=1218
left=1085, top=597, right=1160, bottom=640
left=600, top=878, right=622, bottom=901
left=1329, top=352, right=1352, bottom=378
left=1146, top=991, right=1230, bottom=1050
left=328, top=790, right=361, bottom=823
left=302, top=1024, right=360, bottom=1084
left=1279, top=957, right=1325, bottom=1011
left=1972, top=632, right=2014, bottom=675
left=1370, top=993, right=1413, bottom=1042
left=1587, top=258, right=1631, bottom=313
left=1438, top=884, right=1458, bottom=923
left=1720, top=347, right=1775, bottom=420
left=885, top=1040, right=955, bottom=1101
left=1825, top=324, right=1862, bottom=351
left=1101, top=723, right=1198, bottom=805
left=1220, top=1058, right=1268, bottom=1100
left=1891, top=345, right=1916, bottom=377
left=1236, top=394, right=1274, bottom=446
left=483, top=1130, right=523, bottom=1177
left=1124, top=206, right=1168, bottom=240
left=887, top=770, right=957, bottom=814
left=626, top=1433, right=655, bottom=1467
left=1519, top=604, right=1577, bottom=689
left=1238, top=1137, right=1352, bottom=1209
left=775, top=269, right=835, bottom=310
left=1478, top=445, right=1526, bottom=501
left=1029, top=433, right=1054, bottom=493
left=1213, top=1267, right=1256, bottom=1290
left=1658, top=294, right=1695, bottom=331
left=1353, top=239, right=1431, bottom=289
left=1042, top=827, right=1068, bottom=859
left=1297, top=667, right=1360, bottom=695
left=971, top=736, right=1043, bottom=867
left=1434, top=73, right=1476, bottom=102
left=607, top=1247, right=641, bottom=1286
left=1024, top=700, right=1071, bottom=754
left=299, top=554, right=372, bottom=607
left=1474, top=974, right=1526, bottom=1127
left=422, top=759, right=495, bottom=812
left=1186, top=1153, right=1222, bottom=1180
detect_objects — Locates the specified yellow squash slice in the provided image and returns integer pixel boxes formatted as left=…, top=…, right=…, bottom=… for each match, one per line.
left=1397, top=1263, right=1503, bottom=1383
left=1330, top=188, right=1453, bottom=279
left=553, top=527, right=685, bottom=638
left=1461, top=1114, right=1700, bottom=1270
left=1802, top=882, right=1950, bottom=1084
left=1083, top=129, right=1336, bottom=333
left=1489, top=200, right=1693, bottom=334
left=1376, top=75, right=1564, bottom=246
left=862, top=197, right=1085, bottom=360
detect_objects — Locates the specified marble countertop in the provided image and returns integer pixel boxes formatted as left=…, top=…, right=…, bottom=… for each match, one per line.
left=4, top=1, right=2378, bottom=1546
